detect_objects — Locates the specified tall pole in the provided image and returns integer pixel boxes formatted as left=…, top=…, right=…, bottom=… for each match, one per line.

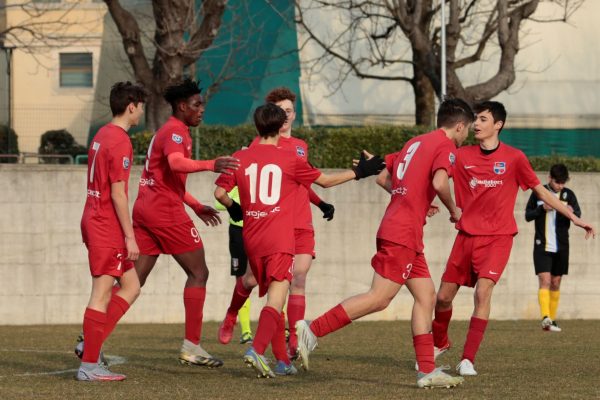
left=440, top=0, right=447, bottom=99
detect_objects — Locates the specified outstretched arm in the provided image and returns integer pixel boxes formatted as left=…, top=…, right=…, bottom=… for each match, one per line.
left=168, top=152, right=239, bottom=174
left=532, top=184, right=595, bottom=239
left=375, top=169, right=392, bottom=193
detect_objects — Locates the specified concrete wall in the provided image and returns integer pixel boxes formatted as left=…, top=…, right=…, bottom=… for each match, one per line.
left=0, top=165, right=598, bottom=325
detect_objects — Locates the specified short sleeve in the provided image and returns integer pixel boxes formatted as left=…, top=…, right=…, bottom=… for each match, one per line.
left=431, top=142, right=455, bottom=178
left=108, top=140, right=132, bottom=183
left=516, top=152, right=540, bottom=190
left=163, top=128, right=188, bottom=156
left=294, top=157, right=321, bottom=187
left=384, top=153, right=397, bottom=175
left=215, top=172, right=236, bottom=192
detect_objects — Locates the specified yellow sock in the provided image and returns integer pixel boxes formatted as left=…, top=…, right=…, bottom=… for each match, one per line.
left=538, top=289, right=550, bottom=319
left=549, top=290, right=560, bottom=320
left=238, top=298, right=252, bottom=335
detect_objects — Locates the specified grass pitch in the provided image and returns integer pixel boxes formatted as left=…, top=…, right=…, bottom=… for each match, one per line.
left=0, top=320, right=598, bottom=399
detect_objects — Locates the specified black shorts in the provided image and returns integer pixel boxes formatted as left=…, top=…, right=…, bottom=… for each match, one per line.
left=229, top=224, right=248, bottom=277
left=533, top=248, right=569, bottom=276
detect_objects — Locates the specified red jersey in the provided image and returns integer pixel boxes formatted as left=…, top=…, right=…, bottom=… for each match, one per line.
left=377, top=129, right=456, bottom=252
left=251, top=135, right=313, bottom=231
left=133, top=116, right=193, bottom=227
left=215, top=144, right=321, bottom=258
left=454, top=143, right=540, bottom=235
left=81, top=123, right=133, bottom=247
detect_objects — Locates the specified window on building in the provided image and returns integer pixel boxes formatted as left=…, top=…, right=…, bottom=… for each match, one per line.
left=59, top=53, right=93, bottom=88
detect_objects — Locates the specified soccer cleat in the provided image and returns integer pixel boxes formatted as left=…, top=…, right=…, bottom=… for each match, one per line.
left=274, top=360, right=298, bottom=376
left=74, top=335, right=108, bottom=367
left=296, top=320, right=318, bottom=371
left=417, top=367, right=464, bottom=389
left=179, top=339, right=224, bottom=368
left=218, top=314, right=236, bottom=345
left=456, top=359, right=477, bottom=376
left=76, top=362, right=126, bottom=382
left=541, top=316, right=553, bottom=331
left=240, top=331, right=253, bottom=344
left=549, top=321, right=562, bottom=332
left=243, top=347, right=275, bottom=378
left=415, top=342, right=451, bottom=371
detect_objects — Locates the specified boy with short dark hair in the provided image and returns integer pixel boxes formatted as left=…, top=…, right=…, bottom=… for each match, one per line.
left=525, top=163, right=581, bottom=332
left=215, top=103, right=383, bottom=378
left=77, top=81, right=147, bottom=381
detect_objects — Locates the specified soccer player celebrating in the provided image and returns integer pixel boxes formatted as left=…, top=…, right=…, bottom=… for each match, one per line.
left=296, top=98, right=474, bottom=389
left=218, top=87, right=335, bottom=358
left=431, top=102, right=595, bottom=377
left=214, top=186, right=254, bottom=344
left=525, top=164, right=581, bottom=332
left=77, top=82, right=147, bottom=381
left=214, top=103, right=383, bottom=378
left=132, top=78, right=239, bottom=367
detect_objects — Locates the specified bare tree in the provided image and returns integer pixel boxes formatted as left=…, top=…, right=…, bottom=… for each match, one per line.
left=295, top=0, right=584, bottom=126
left=104, top=0, right=231, bottom=131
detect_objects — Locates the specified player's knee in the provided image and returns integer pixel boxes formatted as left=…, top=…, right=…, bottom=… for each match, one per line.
left=242, top=275, right=257, bottom=289
left=372, top=295, right=393, bottom=312
left=436, top=293, right=453, bottom=309
left=291, top=275, right=307, bottom=291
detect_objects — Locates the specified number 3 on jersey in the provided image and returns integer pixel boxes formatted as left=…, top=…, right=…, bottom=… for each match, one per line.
left=245, top=163, right=282, bottom=205
left=396, top=141, right=421, bottom=180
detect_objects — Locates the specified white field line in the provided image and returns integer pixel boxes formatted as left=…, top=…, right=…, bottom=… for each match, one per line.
left=0, top=349, right=126, bottom=378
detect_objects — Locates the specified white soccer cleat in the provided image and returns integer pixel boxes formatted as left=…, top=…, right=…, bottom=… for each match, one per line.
left=541, top=316, right=553, bottom=331
left=76, top=362, right=126, bottom=382
left=456, top=359, right=477, bottom=376
left=548, top=321, right=562, bottom=332
left=415, top=342, right=451, bottom=371
left=417, top=367, right=464, bottom=389
left=296, top=320, right=318, bottom=371
left=179, top=339, right=224, bottom=368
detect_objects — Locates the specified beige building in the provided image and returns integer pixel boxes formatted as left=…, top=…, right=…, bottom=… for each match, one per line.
left=1, top=0, right=106, bottom=153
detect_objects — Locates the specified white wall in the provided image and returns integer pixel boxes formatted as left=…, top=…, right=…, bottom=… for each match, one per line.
left=1, top=165, right=598, bottom=325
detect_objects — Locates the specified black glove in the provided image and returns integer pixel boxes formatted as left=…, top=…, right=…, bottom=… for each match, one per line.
left=353, top=152, right=385, bottom=180
left=318, top=201, right=335, bottom=221
left=227, top=201, right=243, bottom=222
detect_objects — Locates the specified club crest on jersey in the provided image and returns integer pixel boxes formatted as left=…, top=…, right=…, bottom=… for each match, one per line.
left=449, top=152, right=456, bottom=165
left=296, top=146, right=305, bottom=157
left=122, top=157, right=130, bottom=170
left=172, top=133, right=183, bottom=144
left=493, top=162, right=506, bottom=175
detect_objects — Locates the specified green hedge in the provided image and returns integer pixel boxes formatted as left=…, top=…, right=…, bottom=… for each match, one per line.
left=130, top=125, right=600, bottom=171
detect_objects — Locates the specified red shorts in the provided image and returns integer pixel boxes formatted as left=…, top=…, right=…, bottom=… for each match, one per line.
left=294, top=229, right=315, bottom=258
left=248, top=253, right=294, bottom=297
left=86, top=245, right=134, bottom=277
left=442, top=232, right=514, bottom=287
left=371, top=239, right=430, bottom=285
left=133, top=220, right=203, bottom=255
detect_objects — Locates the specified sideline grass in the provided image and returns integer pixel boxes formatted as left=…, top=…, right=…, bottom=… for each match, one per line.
left=0, top=320, right=599, bottom=399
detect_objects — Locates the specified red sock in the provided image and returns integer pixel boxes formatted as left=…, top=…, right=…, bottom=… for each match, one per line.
left=271, top=312, right=290, bottom=364
left=286, top=294, right=305, bottom=348
left=309, top=304, right=351, bottom=338
left=81, top=308, right=106, bottom=363
left=102, top=295, right=130, bottom=341
left=227, top=278, right=252, bottom=318
left=462, top=317, right=488, bottom=363
left=253, top=306, right=280, bottom=355
left=413, top=333, right=435, bottom=373
left=432, top=308, right=452, bottom=348
left=183, top=287, right=206, bottom=345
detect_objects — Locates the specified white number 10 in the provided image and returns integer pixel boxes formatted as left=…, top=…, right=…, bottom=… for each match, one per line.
left=245, top=163, right=282, bottom=205
left=396, top=141, right=421, bottom=180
